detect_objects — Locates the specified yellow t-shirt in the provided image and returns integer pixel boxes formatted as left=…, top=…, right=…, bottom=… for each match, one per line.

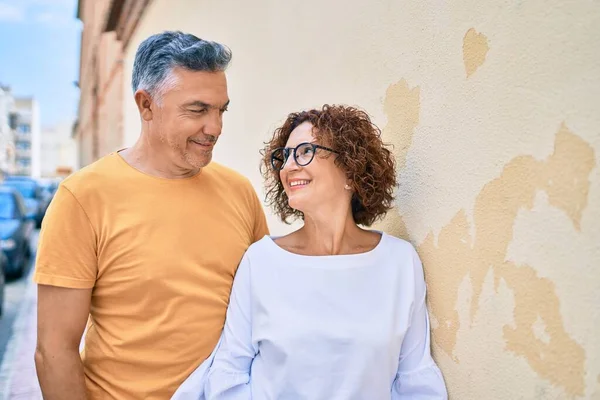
left=34, top=152, right=269, bottom=399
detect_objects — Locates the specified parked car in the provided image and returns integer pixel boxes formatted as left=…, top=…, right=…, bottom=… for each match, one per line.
left=37, top=178, right=60, bottom=221
left=0, top=187, right=34, bottom=278
left=2, top=176, right=44, bottom=228
left=0, top=251, right=6, bottom=316
left=39, top=179, right=59, bottom=197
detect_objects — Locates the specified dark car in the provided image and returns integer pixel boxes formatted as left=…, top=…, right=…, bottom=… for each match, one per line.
left=37, top=179, right=59, bottom=221
left=0, top=187, right=34, bottom=278
left=39, top=179, right=59, bottom=197
left=2, top=176, right=44, bottom=228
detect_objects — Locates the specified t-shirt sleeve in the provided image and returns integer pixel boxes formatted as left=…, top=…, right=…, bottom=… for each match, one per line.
left=34, top=185, right=98, bottom=289
left=249, top=185, right=269, bottom=242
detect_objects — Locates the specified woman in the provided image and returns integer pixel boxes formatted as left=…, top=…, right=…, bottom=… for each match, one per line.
left=173, top=105, right=447, bottom=399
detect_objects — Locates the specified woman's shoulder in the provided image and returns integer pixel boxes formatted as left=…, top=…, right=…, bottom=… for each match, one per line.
left=380, top=233, right=426, bottom=285
left=380, top=232, right=418, bottom=257
left=244, top=235, right=278, bottom=259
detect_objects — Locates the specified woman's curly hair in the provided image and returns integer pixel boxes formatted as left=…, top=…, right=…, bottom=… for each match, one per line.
left=261, top=104, right=397, bottom=226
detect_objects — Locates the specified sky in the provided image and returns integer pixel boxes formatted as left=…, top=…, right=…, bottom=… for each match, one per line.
left=0, top=0, right=81, bottom=128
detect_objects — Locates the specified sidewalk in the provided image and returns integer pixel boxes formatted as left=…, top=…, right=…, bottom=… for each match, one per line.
left=0, top=271, right=42, bottom=400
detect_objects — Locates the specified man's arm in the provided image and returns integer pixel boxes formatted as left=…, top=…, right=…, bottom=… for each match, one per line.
left=33, top=184, right=98, bottom=398
left=35, top=285, right=92, bottom=400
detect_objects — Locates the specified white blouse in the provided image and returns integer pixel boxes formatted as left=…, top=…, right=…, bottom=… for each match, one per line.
left=172, top=232, right=447, bottom=400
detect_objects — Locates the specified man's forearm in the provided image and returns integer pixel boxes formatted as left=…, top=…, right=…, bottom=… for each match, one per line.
left=35, top=347, right=88, bottom=400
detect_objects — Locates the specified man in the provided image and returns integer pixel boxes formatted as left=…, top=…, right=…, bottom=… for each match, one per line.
left=34, top=31, right=269, bottom=399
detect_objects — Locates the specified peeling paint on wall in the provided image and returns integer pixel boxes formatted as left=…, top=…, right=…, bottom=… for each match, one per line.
left=591, top=375, right=600, bottom=400
left=417, top=124, right=593, bottom=396
left=127, top=1, right=600, bottom=398
left=378, top=68, right=596, bottom=396
left=376, top=79, right=421, bottom=240
left=463, top=28, right=489, bottom=78
left=382, top=79, right=420, bottom=171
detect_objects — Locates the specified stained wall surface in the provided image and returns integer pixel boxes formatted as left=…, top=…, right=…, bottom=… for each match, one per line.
left=122, top=1, right=600, bottom=398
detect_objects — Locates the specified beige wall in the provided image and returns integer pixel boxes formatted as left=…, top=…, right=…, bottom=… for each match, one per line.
left=122, top=1, right=600, bottom=398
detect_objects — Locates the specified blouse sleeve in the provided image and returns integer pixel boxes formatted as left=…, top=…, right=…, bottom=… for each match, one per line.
left=391, top=248, right=448, bottom=399
left=205, top=252, right=257, bottom=399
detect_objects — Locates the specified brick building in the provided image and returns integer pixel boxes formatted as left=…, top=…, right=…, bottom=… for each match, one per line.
left=75, top=0, right=152, bottom=166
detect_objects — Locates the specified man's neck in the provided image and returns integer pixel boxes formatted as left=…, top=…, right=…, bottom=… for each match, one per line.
left=118, top=139, right=199, bottom=179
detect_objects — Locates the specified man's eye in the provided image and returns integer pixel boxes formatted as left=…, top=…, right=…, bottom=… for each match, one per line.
left=191, top=109, right=207, bottom=114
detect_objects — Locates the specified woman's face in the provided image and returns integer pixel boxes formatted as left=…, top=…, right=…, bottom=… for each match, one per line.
left=279, top=122, right=351, bottom=217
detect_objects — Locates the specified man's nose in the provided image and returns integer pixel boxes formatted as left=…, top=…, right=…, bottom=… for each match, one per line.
left=203, top=112, right=223, bottom=137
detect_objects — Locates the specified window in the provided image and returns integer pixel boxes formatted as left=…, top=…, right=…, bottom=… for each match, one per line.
left=18, top=124, right=31, bottom=133
left=16, top=157, right=31, bottom=167
left=15, top=141, right=31, bottom=150
left=8, top=113, right=18, bottom=130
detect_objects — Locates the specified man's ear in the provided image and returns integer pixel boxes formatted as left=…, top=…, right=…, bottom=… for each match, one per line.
left=134, top=89, right=154, bottom=121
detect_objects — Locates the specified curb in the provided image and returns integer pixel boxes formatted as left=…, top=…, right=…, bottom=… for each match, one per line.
left=0, top=268, right=37, bottom=400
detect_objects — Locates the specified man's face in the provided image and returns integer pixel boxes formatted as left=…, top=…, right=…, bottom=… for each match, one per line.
left=148, top=67, right=229, bottom=170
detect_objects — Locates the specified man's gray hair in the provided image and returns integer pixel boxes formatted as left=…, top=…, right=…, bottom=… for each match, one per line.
left=131, top=31, right=232, bottom=101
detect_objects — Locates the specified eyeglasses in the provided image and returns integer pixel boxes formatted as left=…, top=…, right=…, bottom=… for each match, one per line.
left=271, top=142, right=338, bottom=171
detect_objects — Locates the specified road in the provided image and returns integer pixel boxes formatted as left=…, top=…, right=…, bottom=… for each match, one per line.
left=0, top=231, right=37, bottom=366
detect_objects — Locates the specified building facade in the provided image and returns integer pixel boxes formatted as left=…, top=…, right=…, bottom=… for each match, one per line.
left=40, top=121, right=78, bottom=178
left=12, top=98, right=41, bottom=178
left=76, top=1, right=600, bottom=398
left=0, top=85, right=16, bottom=176
left=0, top=89, right=41, bottom=178
left=75, top=0, right=152, bottom=168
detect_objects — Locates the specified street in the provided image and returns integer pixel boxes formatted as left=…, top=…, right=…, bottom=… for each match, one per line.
left=0, top=231, right=40, bottom=399
left=0, top=232, right=36, bottom=363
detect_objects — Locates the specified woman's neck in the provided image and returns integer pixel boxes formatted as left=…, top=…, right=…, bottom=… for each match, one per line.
left=277, top=206, right=380, bottom=256
left=298, top=214, right=363, bottom=255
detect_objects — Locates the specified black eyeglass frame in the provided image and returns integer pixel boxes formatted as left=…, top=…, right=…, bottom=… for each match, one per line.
left=270, top=142, right=339, bottom=171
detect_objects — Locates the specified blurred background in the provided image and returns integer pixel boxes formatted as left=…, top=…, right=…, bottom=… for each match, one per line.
left=0, top=1, right=80, bottom=398
left=0, top=0, right=599, bottom=399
